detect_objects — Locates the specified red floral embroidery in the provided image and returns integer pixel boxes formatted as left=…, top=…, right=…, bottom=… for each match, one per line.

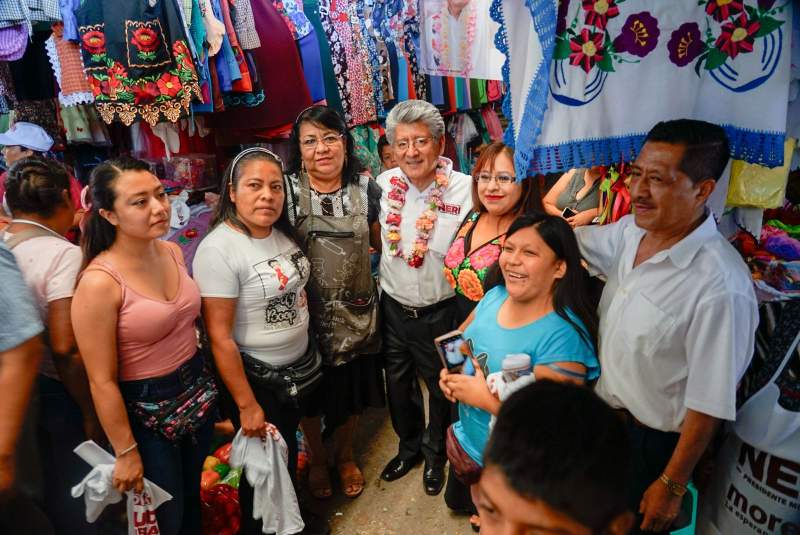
left=705, top=0, right=744, bottom=23
left=172, top=40, right=189, bottom=57
left=716, top=13, right=760, bottom=59
left=569, top=28, right=605, bottom=73
left=157, top=73, right=181, bottom=97
left=131, top=27, right=160, bottom=52
left=133, top=82, right=160, bottom=105
left=82, top=30, right=106, bottom=55
left=582, top=0, right=620, bottom=31
left=88, top=76, right=102, bottom=97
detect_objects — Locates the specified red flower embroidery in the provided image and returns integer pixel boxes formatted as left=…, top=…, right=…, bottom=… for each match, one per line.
left=569, top=28, right=605, bottom=73
left=88, top=76, right=102, bottom=97
left=82, top=30, right=106, bottom=55
left=172, top=40, right=189, bottom=57
left=131, top=27, right=160, bottom=52
left=156, top=73, right=181, bottom=97
left=582, top=0, right=620, bottom=31
left=133, top=82, right=160, bottom=105
left=705, top=0, right=744, bottom=23
left=109, top=61, right=128, bottom=79
left=100, top=75, right=122, bottom=97
left=444, top=237, right=466, bottom=268
left=715, top=13, right=760, bottom=59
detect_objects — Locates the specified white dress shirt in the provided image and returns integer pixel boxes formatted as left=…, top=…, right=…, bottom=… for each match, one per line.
left=576, top=213, right=758, bottom=432
left=377, top=157, right=473, bottom=307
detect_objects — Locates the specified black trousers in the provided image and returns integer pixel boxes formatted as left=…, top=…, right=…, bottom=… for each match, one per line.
left=625, top=419, right=681, bottom=535
left=381, top=293, right=457, bottom=466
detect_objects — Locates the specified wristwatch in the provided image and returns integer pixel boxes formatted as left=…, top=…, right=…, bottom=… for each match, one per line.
left=659, top=473, right=688, bottom=497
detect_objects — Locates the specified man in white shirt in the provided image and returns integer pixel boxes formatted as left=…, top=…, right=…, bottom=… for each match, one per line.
left=576, top=119, right=757, bottom=534
left=377, top=100, right=472, bottom=495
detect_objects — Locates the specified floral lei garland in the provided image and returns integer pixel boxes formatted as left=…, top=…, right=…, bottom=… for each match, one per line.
left=430, top=2, right=478, bottom=77
left=385, top=161, right=450, bottom=268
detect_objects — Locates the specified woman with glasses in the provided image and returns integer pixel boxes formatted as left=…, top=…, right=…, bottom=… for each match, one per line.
left=443, top=142, right=542, bottom=324
left=284, top=106, right=383, bottom=500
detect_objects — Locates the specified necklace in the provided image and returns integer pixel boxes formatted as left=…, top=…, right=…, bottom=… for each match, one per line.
left=385, top=159, right=450, bottom=268
left=430, top=2, right=478, bottom=76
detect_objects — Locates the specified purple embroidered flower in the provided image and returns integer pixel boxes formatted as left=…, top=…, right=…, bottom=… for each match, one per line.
left=757, top=0, right=776, bottom=10
left=667, top=22, right=704, bottom=67
left=612, top=12, right=660, bottom=58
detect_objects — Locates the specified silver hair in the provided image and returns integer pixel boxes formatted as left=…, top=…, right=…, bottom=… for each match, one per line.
left=385, top=100, right=445, bottom=144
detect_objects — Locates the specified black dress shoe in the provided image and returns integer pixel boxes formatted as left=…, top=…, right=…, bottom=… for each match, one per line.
left=423, top=462, right=445, bottom=495
left=380, top=455, right=421, bottom=482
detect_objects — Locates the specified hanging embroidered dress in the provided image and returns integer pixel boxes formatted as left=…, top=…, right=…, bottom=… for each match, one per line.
left=75, top=0, right=201, bottom=126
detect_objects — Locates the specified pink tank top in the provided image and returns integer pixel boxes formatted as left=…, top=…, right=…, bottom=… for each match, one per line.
left=85, top=246, right=201, bottom=381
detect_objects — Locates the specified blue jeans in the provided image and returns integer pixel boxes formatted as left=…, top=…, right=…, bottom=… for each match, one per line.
left=36, top=375, right=98, bottom=535
left=119, top=355, right=216, bottom=535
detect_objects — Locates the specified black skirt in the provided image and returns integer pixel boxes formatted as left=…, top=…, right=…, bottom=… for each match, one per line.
left=304, top=354, right=386, bottom=431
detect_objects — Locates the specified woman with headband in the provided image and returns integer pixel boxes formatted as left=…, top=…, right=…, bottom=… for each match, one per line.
left=2, top=157, right=101, bottom=535
left=285, top=106, right=383, bottom=500
left=71, top=157, right=217, bottom=535
left=192, top=148, right=316, bottom=534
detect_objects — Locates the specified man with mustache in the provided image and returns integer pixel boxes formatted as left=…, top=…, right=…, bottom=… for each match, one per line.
left=575, top=119, right=758, bottom=534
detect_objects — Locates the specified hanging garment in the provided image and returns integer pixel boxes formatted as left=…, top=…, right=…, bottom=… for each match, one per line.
left=61, top=103, right=111, bottom=145
left=351, top=125, right=381, bottom=178
left=9, top=30, right=56, bottom=101
left=319, top=0, right=376, bottom=126
left=297, top=32, right=326, bottom=103
left=75, top=0, right=202, bottom=126
left=271, top=0, right=312, bottom=39
left=418, top=0, right=503, bottom=80
left=355, top=0, right=384, bottom=117
left=493, top=0, right=794, bottom=177
left=304, top=0, right=343, bottom=114
left=218, top=0, right=252, bottom=92
left=60, top=0, right=81, bottom=41
left=45, top=23, right=94, bottom=107
left=231, top=0, right=260, bottom=50
left=197, top=0, right=225, bottom=56
left=208, top=0, right=311, bottom=129
left=0, top=24, right=27, bottom=60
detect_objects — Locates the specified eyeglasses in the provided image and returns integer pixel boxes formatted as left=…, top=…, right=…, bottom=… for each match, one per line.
left=394, top=137, right=433, bottom=152
left=300, top=133, right=344, bottom=149
left=474, top=172, right=516, bottom=185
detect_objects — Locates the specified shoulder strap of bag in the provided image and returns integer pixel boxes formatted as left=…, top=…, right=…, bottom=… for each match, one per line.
left=3, top=225, right=59, bottom=249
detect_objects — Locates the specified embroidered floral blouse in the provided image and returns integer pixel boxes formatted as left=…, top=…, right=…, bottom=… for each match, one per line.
left=443, top=210, right=504, bottom=312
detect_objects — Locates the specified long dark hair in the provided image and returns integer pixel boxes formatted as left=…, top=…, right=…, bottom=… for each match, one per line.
left=212, top=148, right=299, bottom=245
left=81, top=157, right=151, bottom=268
left=286, top=105, right=364, bottom=184
left=499, top=211, right=598, bottom=352
left=4, top=156, right=71, bottom=218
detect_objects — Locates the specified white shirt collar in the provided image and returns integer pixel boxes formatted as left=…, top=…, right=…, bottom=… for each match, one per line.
left=629, top=209, right=718, bottom=270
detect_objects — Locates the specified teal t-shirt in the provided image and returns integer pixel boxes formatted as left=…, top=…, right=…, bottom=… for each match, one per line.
left=452, top=286, right=599, bottom=465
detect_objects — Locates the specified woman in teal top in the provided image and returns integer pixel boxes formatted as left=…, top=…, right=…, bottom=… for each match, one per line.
left=440, top=211, right=600, bottom=530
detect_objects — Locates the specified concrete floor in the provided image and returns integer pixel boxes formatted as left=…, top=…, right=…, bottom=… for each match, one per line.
left=300, top=407, right=473, bottom=535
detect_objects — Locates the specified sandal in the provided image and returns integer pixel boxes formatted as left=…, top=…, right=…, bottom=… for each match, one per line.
left=307, top=463, right=333, bottom=500
left=469, top=514, right=480, bottom=532
left=337, top=461, right=365, bottom=498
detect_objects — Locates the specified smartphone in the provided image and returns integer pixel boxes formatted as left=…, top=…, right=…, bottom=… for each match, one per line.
left=561, top=206, right=577, bottom=218
left=434, top=330, right=468, bottom=372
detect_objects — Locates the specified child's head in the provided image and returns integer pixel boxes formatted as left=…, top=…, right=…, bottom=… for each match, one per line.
left=478, top=381, right=633, bottom=535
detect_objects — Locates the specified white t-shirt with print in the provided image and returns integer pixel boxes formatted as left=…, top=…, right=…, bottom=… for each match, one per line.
left=2, top=233, right=82, bottom=379
left=192, top=223, right=311, bottom=366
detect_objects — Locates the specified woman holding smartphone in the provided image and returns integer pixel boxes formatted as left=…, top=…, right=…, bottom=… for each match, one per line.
left=542, top=166, right=604, bottom=227
left=439, top=211, right=600, bottom=532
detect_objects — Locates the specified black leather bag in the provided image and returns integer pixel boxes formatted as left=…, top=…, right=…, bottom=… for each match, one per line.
left=241, top=338, right=323, bottom=406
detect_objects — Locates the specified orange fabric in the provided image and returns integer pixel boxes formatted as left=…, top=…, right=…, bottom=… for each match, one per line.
left=51, top=23, right=93, bottom=97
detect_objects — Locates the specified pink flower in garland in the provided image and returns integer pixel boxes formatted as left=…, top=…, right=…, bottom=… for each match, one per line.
left=705, top=0, right=744, bottom=23
left=612, top=12, right=660, bottom=58
left=582, top=0, right=620, bottom=31
left=715, top=13, right=760, bottom=59
left=569, top=28, right=605, bottom=73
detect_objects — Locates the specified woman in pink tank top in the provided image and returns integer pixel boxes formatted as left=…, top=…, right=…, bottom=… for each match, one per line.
left=71, top=158, right=217, bottom=535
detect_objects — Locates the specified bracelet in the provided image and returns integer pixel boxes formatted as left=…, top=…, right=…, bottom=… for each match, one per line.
left=659, top=473, right=687, bottom=497
left=116, top=442, right=138, bottom=458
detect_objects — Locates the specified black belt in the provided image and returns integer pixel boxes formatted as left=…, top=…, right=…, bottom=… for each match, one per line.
left=385, top=293, right=455, bottom=320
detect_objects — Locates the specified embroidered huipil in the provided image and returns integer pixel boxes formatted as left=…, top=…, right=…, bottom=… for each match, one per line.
left=76, top=0, right=201, bottom=126
left=443, top=210, right=503, bottom=305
